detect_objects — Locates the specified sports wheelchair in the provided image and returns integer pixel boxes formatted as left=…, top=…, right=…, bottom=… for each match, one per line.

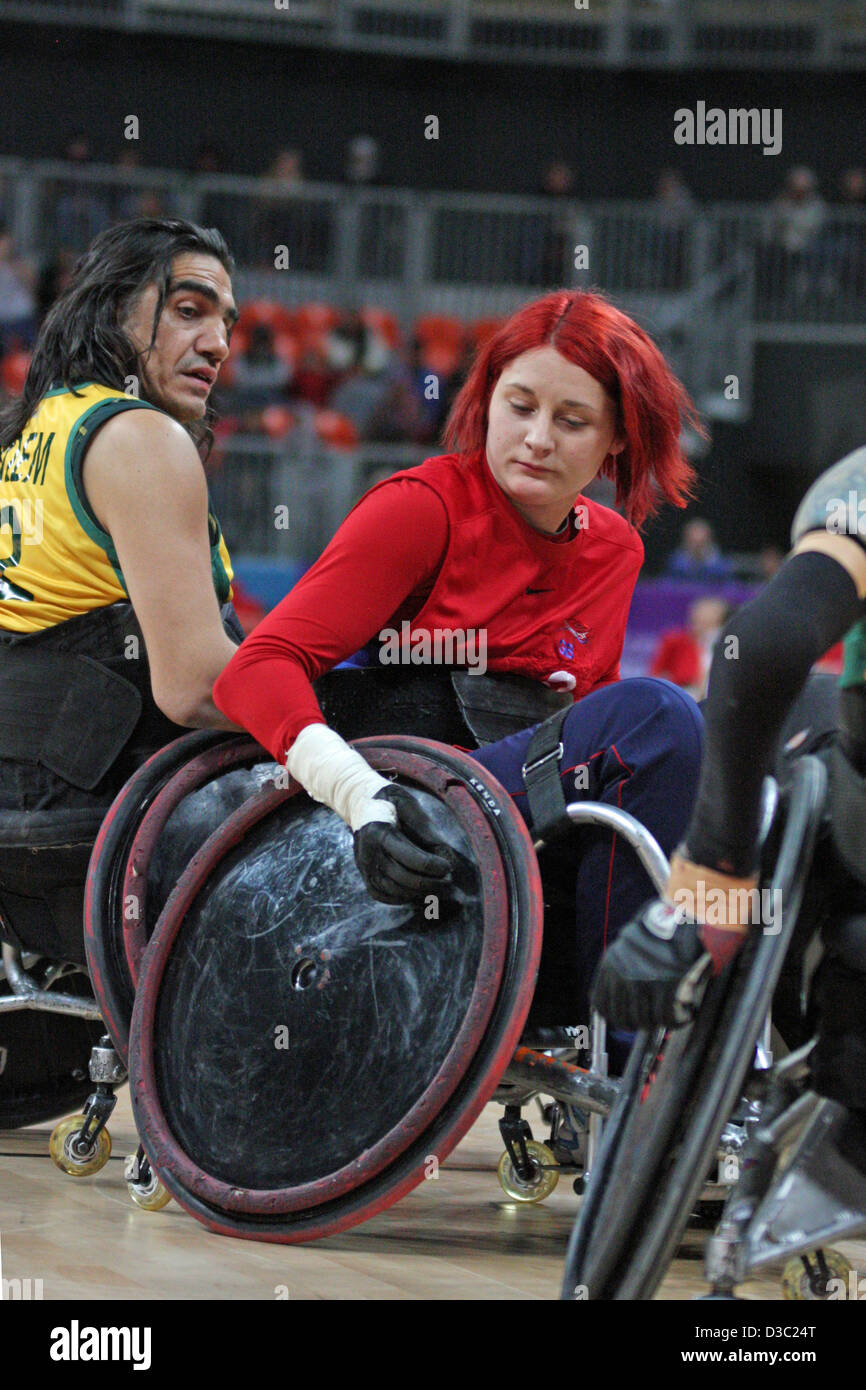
left=561, top=751, right=866, bottom=1301
left=2, top=672, right=679, bottom=1238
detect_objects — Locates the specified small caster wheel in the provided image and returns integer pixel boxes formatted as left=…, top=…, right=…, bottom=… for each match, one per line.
left=123, top=1152, right=171, bottom=1211
left=782, top=1249, right=851, bottom=1300
left=497, top=1140, right=559, bottom=1203
left=49, top=1115, right=111, bottom=1177
left=128, top=1173, right=171, bottom=1212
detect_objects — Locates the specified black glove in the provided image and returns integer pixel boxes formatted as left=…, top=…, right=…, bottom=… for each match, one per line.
left=353, top=784, right=453, bottom=906
left=590, top=901, right=714, bottom=1032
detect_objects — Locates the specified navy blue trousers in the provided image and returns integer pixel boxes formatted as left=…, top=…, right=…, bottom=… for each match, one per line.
left=470, top=677, right=704, bottom=1027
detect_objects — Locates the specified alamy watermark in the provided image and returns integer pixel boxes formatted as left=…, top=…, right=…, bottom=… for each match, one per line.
left=1, top=498, right=43, bottom=545
left=49, top=1322, right=151, bottom=1370
left=671, top=883, right=782, bottom=933
left=674, top=102, right=782, bottom=156
left=378, top=622, right=488, bottom=675
left=825, top=491, right=866, bottom=535
left=2, top=1276, right=43, bottom=1300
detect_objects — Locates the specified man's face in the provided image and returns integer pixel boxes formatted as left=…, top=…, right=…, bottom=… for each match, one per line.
left=485, top=346, right=621, bottom=533
left=121, top=252, right=238, bottom=423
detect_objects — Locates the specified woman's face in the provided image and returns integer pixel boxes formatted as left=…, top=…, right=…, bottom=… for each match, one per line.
left=485, top=345, right=622, bottom=533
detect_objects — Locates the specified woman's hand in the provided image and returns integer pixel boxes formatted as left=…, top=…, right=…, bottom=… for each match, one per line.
left=354, top=785, right=453, bottom=906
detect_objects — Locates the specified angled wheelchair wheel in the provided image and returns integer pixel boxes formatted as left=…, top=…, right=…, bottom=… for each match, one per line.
left=129, top=736, right=544, bottom=1244
left=561, top=755, right=827, bottom=1301
left=84, top=730, right=267, bottom=1058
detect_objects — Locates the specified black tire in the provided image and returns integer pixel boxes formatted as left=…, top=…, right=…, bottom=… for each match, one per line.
left=129, top=736, right=545, bottom=1244
left=84, top=730, right=252, bottom=1057
left=561, top=755, right=827, bottom=1301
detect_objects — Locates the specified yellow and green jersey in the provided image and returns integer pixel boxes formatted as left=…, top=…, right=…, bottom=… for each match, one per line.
left=0, top=382, right=233, bottom=634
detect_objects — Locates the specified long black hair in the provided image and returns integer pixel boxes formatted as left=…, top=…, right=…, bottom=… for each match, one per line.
left=0, top=217, right=235, bottom=454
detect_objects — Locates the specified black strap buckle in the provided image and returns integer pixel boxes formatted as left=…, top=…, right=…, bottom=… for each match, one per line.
left=521, top=742, right=564, bottom=782
left=521, top=705, right=573, bottom=845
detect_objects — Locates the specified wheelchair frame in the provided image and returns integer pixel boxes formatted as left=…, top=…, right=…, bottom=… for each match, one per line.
left=560, top=753, right=866, bottom=1301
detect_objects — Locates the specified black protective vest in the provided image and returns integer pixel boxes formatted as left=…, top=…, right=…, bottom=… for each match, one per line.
left=0, top=600, right=242, bottom=841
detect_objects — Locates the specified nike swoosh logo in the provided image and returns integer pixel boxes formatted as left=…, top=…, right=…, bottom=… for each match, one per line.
left=525, top=587, right=554, bottom=595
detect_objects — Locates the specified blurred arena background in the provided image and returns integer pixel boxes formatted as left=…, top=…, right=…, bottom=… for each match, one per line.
left=1, top=0, right=865, bottom=684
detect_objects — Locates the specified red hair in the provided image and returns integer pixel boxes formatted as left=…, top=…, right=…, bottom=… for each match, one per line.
left=444, top=289, right=701, bottom=528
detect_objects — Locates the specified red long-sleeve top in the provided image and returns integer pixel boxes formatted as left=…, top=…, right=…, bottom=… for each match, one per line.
left=213, top=451, right=644, bottom=761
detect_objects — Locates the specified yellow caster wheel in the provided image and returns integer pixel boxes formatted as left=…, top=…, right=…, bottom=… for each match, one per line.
left=49, top=1115, right=111, bottom=1177
left=128, top=1174, right=171, bottom=1212
left=124, top=1151, right=171, bottom=1211
left=782, top=1249, right=852, bottom=1300
left=497, top=1140, right=559, bottom=1203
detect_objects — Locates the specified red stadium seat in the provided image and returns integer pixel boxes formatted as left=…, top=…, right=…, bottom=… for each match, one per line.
left=314, top=410, right=358, bottom=450
left=272, top=331, right=300, bottom=368
left=237, top=300, right=296, bottom=337
left=295, top=303, right=342, bottom=349
left=413, top=314, right=465, bottom=376
left=360, top=306, right=401, bottom=349
left=261, top=405, right=295, bottom=439
left=414, top=314, right=464, bottom=350
left=0, top=350, right=31, bottom=397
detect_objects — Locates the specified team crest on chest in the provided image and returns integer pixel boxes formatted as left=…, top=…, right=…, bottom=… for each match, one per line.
left=557, top=620, right=590, bottom=661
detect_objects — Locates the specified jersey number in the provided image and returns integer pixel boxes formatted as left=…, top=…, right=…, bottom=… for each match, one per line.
left=0, top=503, right=35, bottom=602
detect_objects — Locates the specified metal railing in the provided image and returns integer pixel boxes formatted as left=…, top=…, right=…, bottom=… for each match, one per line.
left=207, top=427, right=424, bottom=562
left=5, top=159, right=862, bottom=318
left=2, top=0, right=866, bottom=69
left=5, top=156, right=866, bottom=421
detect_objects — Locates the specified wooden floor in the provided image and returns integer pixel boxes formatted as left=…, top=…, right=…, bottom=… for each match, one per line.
left=4, top=1089, right=864, bottom=1301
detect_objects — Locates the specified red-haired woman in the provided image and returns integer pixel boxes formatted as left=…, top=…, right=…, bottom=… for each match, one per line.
left=213, top=290, right=704, bottom=1034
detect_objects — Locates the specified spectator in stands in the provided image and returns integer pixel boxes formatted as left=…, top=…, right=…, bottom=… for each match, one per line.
left=35, top=249, right=75, bottom=325
left=54, top=133, right=110, bottom=253
left=518, top=160, right=577, bottom=286
left=665, top=517, right=733, bottom=582
left=403, top=335, right=453, bottom=442
left=0, top=227, right=37, bottom=353
left=654, top=168, right=695, bottom=218
left=112, top=149, right=170, bottom=223
left=650, top=595, right=731, bottom=700
left=840, top=167, right=866, bottom=208
left=767, top=166, right=826, bottom=300
left=326, top=310, right=388, bottom=377
left=652, top=169, right=695, bottom=290
left=252, top=148, right=329, bottom=272
left=344, top=135, right=380, bottom=187
left=191, top=143, right=225, bottom=175
left=834, top=166, right=866, bottom=301
left=114, top=147, right=143, bottom=221
left=290, top=339, right=335, bottom=409
left=758, top=543, right=784, bottom=582
left=326, top=310, right=396, bottom=438
left=771, top=166, right=826, bottom=253
left=267, top=148, right=305, bottom=189
left=226, top=322, right=294, bottom=422
left=365, top=367, right=432, bottom=445
left=343, top=136, right=402, bottom=274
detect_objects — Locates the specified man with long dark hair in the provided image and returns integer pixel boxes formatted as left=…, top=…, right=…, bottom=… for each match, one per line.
left=0, top=218, right=242, bottom=965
